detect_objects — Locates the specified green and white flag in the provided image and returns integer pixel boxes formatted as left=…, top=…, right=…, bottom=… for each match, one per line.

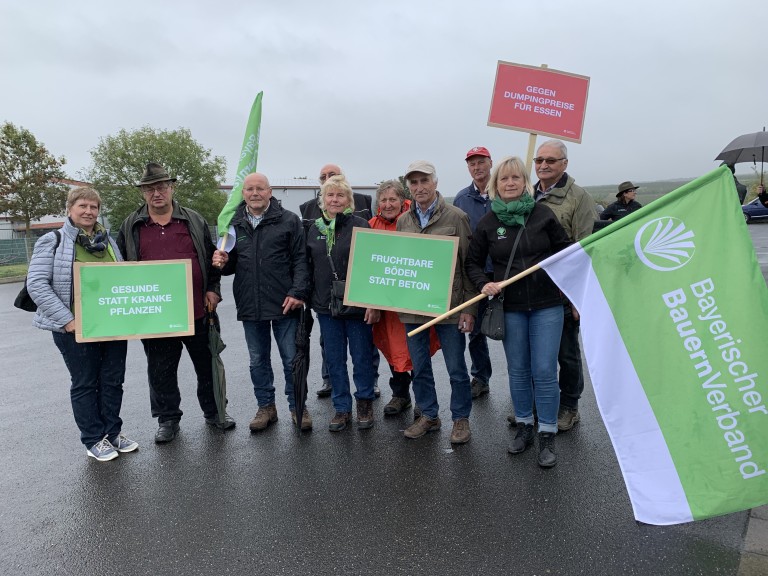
left=541, top=166, right=768, bottom=525
left=217, top=91, right=263, bottom=251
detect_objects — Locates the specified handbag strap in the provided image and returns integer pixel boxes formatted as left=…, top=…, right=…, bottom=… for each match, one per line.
left=327, top=252, right=340, bottom=281
left=497, top=215, right=529, bottom=301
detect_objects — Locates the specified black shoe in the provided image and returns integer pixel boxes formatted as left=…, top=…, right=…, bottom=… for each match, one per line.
left=205, top=412, right=236, bottom=430
left=155, top=421, right=180, bottom=444
left=316, top=379, right=332, bottom=398
left=537, top=432, right=557, bottom=468
left=508, top=423, right=534, bottom=454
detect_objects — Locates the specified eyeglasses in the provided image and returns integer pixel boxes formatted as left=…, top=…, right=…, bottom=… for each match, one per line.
left=141, top=182, right=171, bottom=194
left=319, top=172, right=338, bottom=183
left=533, top=157, right=566, bottom=165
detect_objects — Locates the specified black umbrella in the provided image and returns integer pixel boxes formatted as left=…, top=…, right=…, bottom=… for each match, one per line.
left=292, top=306, right=313, bottom=431
left=207, top=305, right=228, bottom=426
left=715, top=127, right=768, bottom=185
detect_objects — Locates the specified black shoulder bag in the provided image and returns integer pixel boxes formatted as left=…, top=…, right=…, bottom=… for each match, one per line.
left=480, top=220, right=527, bottom=341
left=327, top=252, right=365, bottom=320
left=14, top=230, right=61, bottom=312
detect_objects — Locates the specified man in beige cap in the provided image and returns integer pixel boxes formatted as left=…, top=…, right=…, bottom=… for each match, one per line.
left=600, top=181, right=643, bottom=222
left=396, top=160, right=478, bottom=444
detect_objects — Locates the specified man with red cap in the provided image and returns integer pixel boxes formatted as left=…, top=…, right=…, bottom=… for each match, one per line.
left=453, top=147, right=494, bottom=399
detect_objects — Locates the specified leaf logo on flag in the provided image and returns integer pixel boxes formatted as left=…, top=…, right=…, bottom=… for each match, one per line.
left=634, top=217, right=696, bottom=272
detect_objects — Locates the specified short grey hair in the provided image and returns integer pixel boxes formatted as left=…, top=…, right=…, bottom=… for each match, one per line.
left=537, top=139, right=568, bottom=159
left=375, top=179, right=406, bottom=202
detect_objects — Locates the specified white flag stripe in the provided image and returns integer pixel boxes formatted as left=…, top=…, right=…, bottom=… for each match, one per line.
left=542, top=247, right=693, bottom=524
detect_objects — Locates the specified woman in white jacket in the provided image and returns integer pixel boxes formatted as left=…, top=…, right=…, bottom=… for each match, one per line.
left=27, top=187, right=137, bottom=462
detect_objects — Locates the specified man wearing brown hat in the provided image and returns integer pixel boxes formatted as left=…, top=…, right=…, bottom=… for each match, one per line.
left=117, top=162, right=234, bottom=443
left=600, top=181, right=643, bottom=222
left=454, top=146, right=494, bottom=399
left=396, top=160, right=477, bottom=444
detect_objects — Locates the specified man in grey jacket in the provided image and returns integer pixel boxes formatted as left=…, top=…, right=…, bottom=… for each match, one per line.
left=533, top=140, right=597, bottom=431
left=117, top=162, right=234, bottom=443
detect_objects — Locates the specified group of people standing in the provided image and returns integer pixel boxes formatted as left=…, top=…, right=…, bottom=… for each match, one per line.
left=28, top=138, right=605, bottom=469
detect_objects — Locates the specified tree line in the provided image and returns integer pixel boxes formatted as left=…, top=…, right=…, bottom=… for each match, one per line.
left=0, top=122, right=227, bottom=235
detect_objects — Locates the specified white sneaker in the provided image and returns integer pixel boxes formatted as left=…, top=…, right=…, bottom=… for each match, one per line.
left=86, top=437, right=118, bottom=462
left=111, top=434, right=139, bottom=453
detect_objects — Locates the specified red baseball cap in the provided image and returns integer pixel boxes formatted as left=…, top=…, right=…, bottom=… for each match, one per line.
left=465, top=146, right=491, bottom=160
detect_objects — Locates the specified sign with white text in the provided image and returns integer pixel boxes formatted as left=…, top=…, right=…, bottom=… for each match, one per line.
left=488, top=61, right=590, bottom=142
left=74, top=260, right=194, bottom=342
left=344, top=229, right=458, bottom=316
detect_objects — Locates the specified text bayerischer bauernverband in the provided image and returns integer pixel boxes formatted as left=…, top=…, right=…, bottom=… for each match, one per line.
left=662, top=278, right=766, bottom=480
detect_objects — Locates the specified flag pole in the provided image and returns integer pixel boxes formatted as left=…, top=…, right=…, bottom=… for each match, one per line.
left=406, top=263, right=542, bottom=337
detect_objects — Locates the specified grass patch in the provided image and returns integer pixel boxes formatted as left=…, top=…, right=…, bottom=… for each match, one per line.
left=0, top=264, right=28, bottom=278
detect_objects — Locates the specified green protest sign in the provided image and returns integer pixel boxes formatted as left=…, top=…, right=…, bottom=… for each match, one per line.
left=344, top=229, right=458, bottom=316
left=74, top=260, right=194, bottom=342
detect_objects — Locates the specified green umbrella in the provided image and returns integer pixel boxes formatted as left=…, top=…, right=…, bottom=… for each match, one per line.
left=207, top=305, right=228, bottom=425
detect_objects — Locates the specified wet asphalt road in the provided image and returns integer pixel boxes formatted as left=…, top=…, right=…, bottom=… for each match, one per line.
left=4, top=224, right=768, bottom=575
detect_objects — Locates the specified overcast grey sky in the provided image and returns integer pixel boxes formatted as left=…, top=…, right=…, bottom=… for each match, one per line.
left=1, top=1, right=766, bottom=192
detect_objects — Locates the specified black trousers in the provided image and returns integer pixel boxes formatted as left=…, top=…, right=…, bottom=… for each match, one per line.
left=558, top=305, right=584, bottom=410
left=141, top=318, right=218, bottom=423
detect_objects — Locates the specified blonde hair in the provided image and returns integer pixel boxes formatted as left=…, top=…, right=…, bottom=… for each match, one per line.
left=487, top=156, right=533, bottom=199
left=66, top=186, right=101, bottom=210
left=319, top=175, right=355, bottom=212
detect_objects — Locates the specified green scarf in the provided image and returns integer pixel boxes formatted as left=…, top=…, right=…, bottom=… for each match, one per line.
left=491, top=193, right=534, bottom=227
left=315, top=208, right=352, bottom=255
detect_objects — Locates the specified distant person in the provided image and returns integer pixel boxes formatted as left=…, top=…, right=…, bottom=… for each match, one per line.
left=453, top=146, right=494, bottom=400
left=118, top=163, right=234, bottom=444
left=533, top=139, right=597, bottom=432
left=27, top=187, right=137, bottom=461
left=305, top=175, right=379, bottom=432
left=466, top=156, right=571, bottom=467
left=212, top=173, right=311, bottom=431
left=298, top=164, right=378, bottom=399
left=759, top=184, right=768, bottom=208
left=397, top=160, right=477, bottom=445
left=722, top=163, right=747, bottom=205
left=600, top=181, right=643, bottom=222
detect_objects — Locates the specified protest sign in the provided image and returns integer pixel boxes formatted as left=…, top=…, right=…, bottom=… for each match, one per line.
left=344, top=229, right=458, bottom=316
left=488, top=61, right=590, bottom=143
left=74, top=260, right=194, bottom=342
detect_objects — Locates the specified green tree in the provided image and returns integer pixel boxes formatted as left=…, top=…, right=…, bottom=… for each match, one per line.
left=0, top=122, right=68, bottom=258
left=85, top=126, right=227, bottom=227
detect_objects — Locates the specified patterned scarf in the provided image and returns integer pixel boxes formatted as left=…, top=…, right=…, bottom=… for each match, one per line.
left=491, top=192, right=534, bottom=227
left=315, top=208, right=352, bottom=255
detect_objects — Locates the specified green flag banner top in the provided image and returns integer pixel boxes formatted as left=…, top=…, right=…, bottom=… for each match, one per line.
left=344, top=229, right=458, bottom=316
left=74, top=260, right=194, bottom=342
left=540, top=165, right=768, bottom=525
left=217, top=91, right=263, bottom=251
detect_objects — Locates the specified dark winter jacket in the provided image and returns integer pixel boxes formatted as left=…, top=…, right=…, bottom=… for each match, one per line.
left=117, top=200, right=221, bottom=300
left=466, top=203, right=571, bottom=312
left=600, top=199, right=643, bottom=222
left=220, top=199, right=309, bottom=321
left=454, top=182, right=493, bottom=274
left=306, top=212, right=370, bottom=315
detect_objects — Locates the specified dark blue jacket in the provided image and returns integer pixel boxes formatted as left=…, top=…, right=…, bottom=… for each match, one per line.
left=454, top=182, right=492, bottom=273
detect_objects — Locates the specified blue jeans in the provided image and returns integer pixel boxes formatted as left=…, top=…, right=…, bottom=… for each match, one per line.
left=405, top=323, right=472, bottom=421
left=502, top=306, right=563, bottom=434
left=321, top=334, right=380, bottom=382
left=317, top=313, right=375, bottom=413
left=242, top=317, right=298, bottom=411
left=558, top=305, right=584, bottom=410
left=468, top=297, right=493, bottom=385
left=53, top=332, right=127, bottom=449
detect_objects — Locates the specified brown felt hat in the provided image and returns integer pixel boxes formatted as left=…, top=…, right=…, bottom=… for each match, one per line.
left=617, top=181, right=638, bottom=197
left=135, top=163, right=177, bottom=187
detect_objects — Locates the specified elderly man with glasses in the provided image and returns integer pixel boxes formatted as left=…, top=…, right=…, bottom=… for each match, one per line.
left=532, top=140, right=597, bottom=433
left=117, top=162, right=234, bottom=444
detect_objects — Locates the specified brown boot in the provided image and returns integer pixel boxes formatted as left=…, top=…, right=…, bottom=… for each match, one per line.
left=249, top=405, right=278, bottom=432
left=328, top=412, right=351, bottom=432
left=450, top=418, right=471, bottom=444
left=357, top=398, right=374, bottom=430
left=291, top=408, right=313, bottom=431
left=404, top=415, right=441, bottom=439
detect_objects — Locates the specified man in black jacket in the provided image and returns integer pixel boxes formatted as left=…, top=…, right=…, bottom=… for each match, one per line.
left=213, top=173, right=310, bottom=431
left=118, top=162, right=233, bottom=443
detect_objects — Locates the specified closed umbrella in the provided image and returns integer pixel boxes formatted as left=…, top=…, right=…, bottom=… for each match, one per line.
left=207, top=304, right=228, bottom=426
left=291, top=306, right=313, bottom=432
left=715, top=127, right=768, bottom=185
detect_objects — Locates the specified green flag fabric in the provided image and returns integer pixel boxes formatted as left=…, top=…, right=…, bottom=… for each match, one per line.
left=217, top=92, right=263, bottom=249
left=541, top=166, right=768, bottom=525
